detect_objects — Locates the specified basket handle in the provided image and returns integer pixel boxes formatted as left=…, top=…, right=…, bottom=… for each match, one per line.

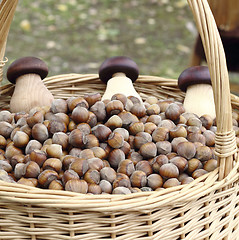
left=0, top=0, right=18, bottom=84
left=188, top=0, right=237, bottom=179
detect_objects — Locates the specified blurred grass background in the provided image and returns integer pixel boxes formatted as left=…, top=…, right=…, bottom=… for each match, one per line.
left=2, top=0, right=239, bottom=92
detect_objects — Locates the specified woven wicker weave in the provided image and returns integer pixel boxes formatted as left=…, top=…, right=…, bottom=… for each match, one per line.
left=0, top=0, right=239, bottom=239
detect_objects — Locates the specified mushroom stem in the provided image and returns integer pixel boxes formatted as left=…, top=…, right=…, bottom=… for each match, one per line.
left=183, top=83, right=215, bottom=118
left=101, top=72, right=142, bottom=102
left=10, top=73, right=54, bottom=113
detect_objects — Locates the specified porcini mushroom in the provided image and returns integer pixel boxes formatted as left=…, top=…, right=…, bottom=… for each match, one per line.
left=7, top=56, right=54, bottom=113
left=99, top=56, right=142, bottom=102
left=178, top=66, right=216, bottom=119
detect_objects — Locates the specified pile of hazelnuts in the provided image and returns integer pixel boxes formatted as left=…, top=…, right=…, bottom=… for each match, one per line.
left=0, top=93, right=223, bottom=194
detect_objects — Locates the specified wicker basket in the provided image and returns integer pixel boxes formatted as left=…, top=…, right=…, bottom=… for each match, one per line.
left=1, top=0, right=239, bottom=239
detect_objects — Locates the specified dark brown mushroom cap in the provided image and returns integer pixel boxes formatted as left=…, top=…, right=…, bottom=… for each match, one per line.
left=178, top=66, right=211, bottom=92
left=7, top=56, right=48, bottom=84
left=99, top=56, right=139, bottom=84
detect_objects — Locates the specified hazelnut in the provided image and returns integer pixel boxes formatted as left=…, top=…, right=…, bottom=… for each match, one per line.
left=20, top=124, right=32, bottom=137
left=127, top=151, right=143, bottom=165
left=146, top=103, right=160, bottom=115
left=48, top=120, right=67, bottom=135
left=79, top=149, right=95, bottom=160
left=119, top=141, right=131, bottom=156
left=144, top=122, right=157, bottom=135
left=107, top=132, right=124, bottom=149
left=29, top=149, right=47, bottom=167
left=69, top=158, right=89, bottom=177
left=186, top=117, right=202, bottom=128
left=87, top=157, right=104, bottom=171
left=0, top=121, right=14, bottom=138
left=26, top=111, right=44, bottom=128
left=176, top=141, right=196, bottom=160
left=84, top=93, right=101, bottom=107
left=106, top=100, right=124, bottom=116
left=130, top=170, right=147, bottom=188
left=32, top=123, right=49, bottom=143
left=108, top=149, right=125, bottom=168
left=91, top=147, right=107, bottom=159
left=76, top=123, right=91, bottom=135
left=146, top=115, right=161, bottom=125
left=12, top=131, right=29, bottom=148
left=88, top=183, right=102, bottom=194
left=5, top=145, right=23, bottom=160
left=151, top=155, right=169, bottom=173
left=46, top=144, right=63, bottom=159
left=130, top=103, right=146, bottom=118
left=14, top=163, right=26, bottom=179
left=84, top=169, right=100, bottom=184
left=91, top=124, right=112, bottom=142
left=68, top=129, right=84, bottom=148
left=117, top=159, right=135, bottom=176
left=100, top=167, right=117, bottom=183
left=86, top=112, right=97, bottom=129
left=192, top=169, right=208, bottom=179
left=113, top=173, right=131, bottom=189
left=169, top=125, right=187, bottom=139
left=105, top=115, right=122, bottom=130
left=128, top=122, right=144, bottom=135
left=195, top=146, right=213, bottom=162
left=136, top=160, right=153, bottom=176
left=118, top=111, right=139, bottom=129
left=169, top=156, right=188, bottom=173
left=62, top=169, right=79, bottom=186
left=51, top=132, right=69, bottom=150
left=199, top=114, right=213, bottom=129
left=55, top=113, right=70, bottom=126
left=0, top=135, right=7, bottom=149
left=113, top=128, right=129, bottom=141
left=0, top=110, right=13, bottom=123
left=134, top=132, right=152, bottom=150
left=165, top=103, right=181, bottom=121
left=171, top=137, right=188, bottom=152
left=71, top=106, right=89, bottom=124
left=163, top=178, right=180, bottom=188
left=48, top=179, right=64, bottom=190
left=156, top=141, right=172, bottom=155
left=159, top=163, right=179, bottom=179
left=10, top=154, right=25, bottom=168
left=203, top=159, right=218, bottom=172
left=203, top=130, right=215, bottom=147
left=24, top=161, right=40, bottom=178
left=67, top=96, right=89, bottom=112
left=187, top=132, right=206, bottom=145
left=65, top=179, right=88, bottom=193
left=112, top=186, right=131, bottom=194
left=187, top=158, right=203, bottom=174
left=51, top=99, right=68, bottom=114
left=152, top=127, right=169, bottom=142
left=90, top=101, right=106, bottom=122
left=18, top=177, right=38, bottom=187
left=0, top=160, right=12, bottom=172
left=181, top=177, right=194, bottom=185
left=99, top=180, right=112, bottom=194
left=147, top=174, right=163, bottom=190
left=158, top=119, right=176, bottom=130
left=43, top=158, right=62, bottom=173
left=139, top=142, right=157, bottom=159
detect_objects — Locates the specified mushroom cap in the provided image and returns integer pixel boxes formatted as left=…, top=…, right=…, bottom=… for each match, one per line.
left=178, top=66, right=211, bottom=92
left=7, top=56, right=48, bottom=84
left=99, top=56, right=139, bottom=84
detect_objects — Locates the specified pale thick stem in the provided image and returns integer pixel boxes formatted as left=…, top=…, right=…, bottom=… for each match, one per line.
left=10, top=73, right=54, bottom=113
left=101, top=73, right=142, bottom=102
left=183, top=84, right=216, bottom=118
